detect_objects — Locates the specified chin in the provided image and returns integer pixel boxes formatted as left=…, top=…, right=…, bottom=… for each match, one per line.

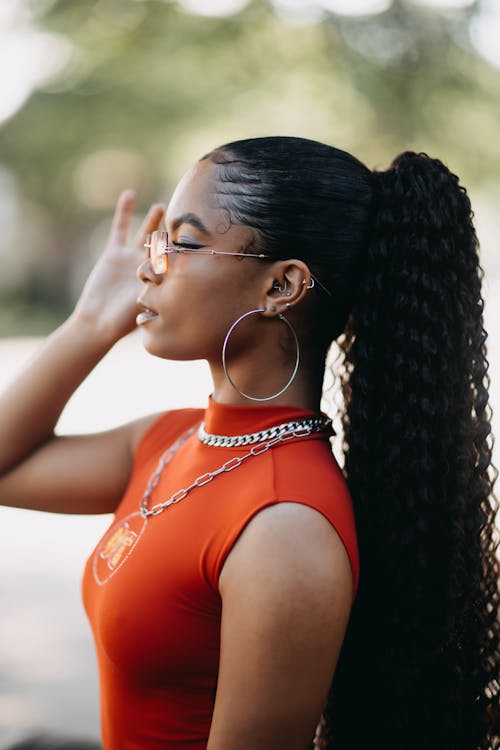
left=140, top=335, right=204, bottom=362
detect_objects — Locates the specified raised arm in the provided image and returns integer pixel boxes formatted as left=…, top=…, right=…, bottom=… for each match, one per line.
left=0, top=191, right=165, bottom=514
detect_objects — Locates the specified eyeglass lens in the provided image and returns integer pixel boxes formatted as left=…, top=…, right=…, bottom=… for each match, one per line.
left=146, top=230, right=168, bottom=274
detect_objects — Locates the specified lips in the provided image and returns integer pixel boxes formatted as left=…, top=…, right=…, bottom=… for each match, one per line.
left=136, top=298, right=159, bottom=326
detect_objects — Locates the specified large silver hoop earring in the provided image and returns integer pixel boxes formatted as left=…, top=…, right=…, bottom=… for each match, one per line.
left=222, top=307, right=300, bottom=402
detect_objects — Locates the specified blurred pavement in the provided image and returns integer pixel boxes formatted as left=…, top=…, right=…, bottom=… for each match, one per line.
left=0, top=282, right=499, bottom=740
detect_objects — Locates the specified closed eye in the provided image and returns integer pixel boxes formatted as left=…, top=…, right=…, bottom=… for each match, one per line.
left=172, top=241, right=203, bottom=250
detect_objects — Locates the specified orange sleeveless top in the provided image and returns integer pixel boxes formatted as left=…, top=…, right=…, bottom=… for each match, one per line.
left=82, top=396, right=359, bottom=749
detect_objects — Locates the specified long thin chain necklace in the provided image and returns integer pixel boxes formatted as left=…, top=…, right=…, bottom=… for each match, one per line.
left=93, top=415, right=332, bottom=585
left=140, top=415, right=332, bottom=518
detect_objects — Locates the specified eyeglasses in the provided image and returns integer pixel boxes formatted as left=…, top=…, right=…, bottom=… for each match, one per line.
left=144, top=230, right=332, bottom=297
left=144, top=230, right=269, bottom=274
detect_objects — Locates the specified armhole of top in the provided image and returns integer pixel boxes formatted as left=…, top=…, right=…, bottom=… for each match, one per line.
left=132, top=411, right=171, bottom=468
left=214, top=499, right=359, bottom=604
left=132, top=408, right=205, bottom=469
left=135, top=412, right=170, bottom=456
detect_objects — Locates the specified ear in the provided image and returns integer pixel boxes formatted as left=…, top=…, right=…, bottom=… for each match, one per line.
left=260, top=259, right=314, bottom=318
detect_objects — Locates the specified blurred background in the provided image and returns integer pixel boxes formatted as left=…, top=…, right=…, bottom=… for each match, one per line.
left=0, top=0, right=499, bottom=745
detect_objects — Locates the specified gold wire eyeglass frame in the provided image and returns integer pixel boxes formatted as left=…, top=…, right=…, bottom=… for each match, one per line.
left=144, top=230, right=332, bottom=297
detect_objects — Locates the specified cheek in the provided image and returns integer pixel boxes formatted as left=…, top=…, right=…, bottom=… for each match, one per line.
left=141, top=287, right=231, bottom=361
left=144, top=261, right=256, bottom=359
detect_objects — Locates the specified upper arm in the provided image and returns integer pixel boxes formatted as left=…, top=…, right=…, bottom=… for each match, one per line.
left=208, top=502, right=353, bottom=750
left=0, top=411, right=163, bottom=515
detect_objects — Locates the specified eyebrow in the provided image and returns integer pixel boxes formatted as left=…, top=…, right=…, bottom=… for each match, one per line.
left=170, top=213, right=210, bottom=235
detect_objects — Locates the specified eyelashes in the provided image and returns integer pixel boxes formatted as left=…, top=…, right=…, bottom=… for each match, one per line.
left=171, top=241, right=203, bottom=250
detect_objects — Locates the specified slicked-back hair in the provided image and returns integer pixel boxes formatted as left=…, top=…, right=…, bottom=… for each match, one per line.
left=201, top=136, right=499, bottom=750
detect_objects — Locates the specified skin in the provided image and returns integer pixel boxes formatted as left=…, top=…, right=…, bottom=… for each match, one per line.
left=0, top=159, right=354, bottom=749
left=136, top=158, right=325, bottom=410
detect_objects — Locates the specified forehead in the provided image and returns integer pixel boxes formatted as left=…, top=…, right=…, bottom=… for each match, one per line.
left=166, top=159, right=219, bottom=228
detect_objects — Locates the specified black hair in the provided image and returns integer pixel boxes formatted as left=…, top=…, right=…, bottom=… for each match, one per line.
left=201, top=136, right=499, bottom=750
left=202, top=137, right=374, bottom=348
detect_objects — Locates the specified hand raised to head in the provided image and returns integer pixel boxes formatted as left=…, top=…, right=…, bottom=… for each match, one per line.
left=72, top=189, right=165, bottom=343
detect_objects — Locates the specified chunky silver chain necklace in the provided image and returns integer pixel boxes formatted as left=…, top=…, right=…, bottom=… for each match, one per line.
left=197, top=416, right=332, bottom=447
left=139, top=415, right=333, bottom=519
left=93, top=415, right=334, bottom=585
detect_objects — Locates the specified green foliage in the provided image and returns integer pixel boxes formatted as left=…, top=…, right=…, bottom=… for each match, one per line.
left=0, top=0, right=499, bottom=334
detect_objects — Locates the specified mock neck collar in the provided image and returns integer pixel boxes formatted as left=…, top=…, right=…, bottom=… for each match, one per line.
left=203, top=394, right=332, bottom=436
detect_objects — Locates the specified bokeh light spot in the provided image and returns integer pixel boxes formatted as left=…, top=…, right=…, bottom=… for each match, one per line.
left=176, top=0, right=249, bottom=17
left=321, top=0, right=392, bottom=15
left=0, top=30, right=72, bottom=123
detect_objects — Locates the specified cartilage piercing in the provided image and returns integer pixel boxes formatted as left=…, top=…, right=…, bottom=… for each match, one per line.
left=273, top=280, right=288, bottom=294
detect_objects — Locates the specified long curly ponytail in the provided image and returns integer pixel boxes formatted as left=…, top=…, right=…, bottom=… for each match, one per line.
left=202, top=138, right=499, bottom=750
left=325, top=151, right=499, bottom=750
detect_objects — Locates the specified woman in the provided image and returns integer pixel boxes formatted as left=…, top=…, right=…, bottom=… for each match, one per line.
left=0, top=136, right=498, bottom=750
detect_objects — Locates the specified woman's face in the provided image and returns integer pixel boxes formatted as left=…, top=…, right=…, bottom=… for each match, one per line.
left=136, top=158, right=267, bottom=362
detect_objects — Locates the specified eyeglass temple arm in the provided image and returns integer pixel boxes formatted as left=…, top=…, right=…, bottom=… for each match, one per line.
left=144, top=237, right=332, bottom=296
left=176, top=248, right=269, bottom=259
left=170, top=248, right=332, bottom=294
left=310, top=274, right=332, bottom=297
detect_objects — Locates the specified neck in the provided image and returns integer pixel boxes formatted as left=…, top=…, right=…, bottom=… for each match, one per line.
left=209, top=361, right=324, bottom=411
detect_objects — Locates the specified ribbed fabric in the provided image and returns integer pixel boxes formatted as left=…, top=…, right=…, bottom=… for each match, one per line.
left=82, top=395, right=359, bottom=749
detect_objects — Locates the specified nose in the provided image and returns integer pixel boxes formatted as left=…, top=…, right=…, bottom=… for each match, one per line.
left=136, top=257, right=162, bottom=284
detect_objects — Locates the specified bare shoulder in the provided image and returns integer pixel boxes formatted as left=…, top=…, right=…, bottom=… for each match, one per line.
left=219, top=501, right=353, bottom=606
left=209, top=502, right=354, bottom=750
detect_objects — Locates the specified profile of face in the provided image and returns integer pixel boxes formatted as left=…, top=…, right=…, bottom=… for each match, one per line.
left=136, top=159, right=263, bottom=361
left=136, top=158, right=312, bottom=371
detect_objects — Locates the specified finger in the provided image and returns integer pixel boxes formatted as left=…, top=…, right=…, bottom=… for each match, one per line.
left=110, top=189, right=136, bottom=244
left=133, top=203, right=166, bottom=248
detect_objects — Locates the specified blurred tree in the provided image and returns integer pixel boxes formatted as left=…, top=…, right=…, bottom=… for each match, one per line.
left=323, top=0, right=500, bottom=179
left=0, top=0, right=499, bottom=333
